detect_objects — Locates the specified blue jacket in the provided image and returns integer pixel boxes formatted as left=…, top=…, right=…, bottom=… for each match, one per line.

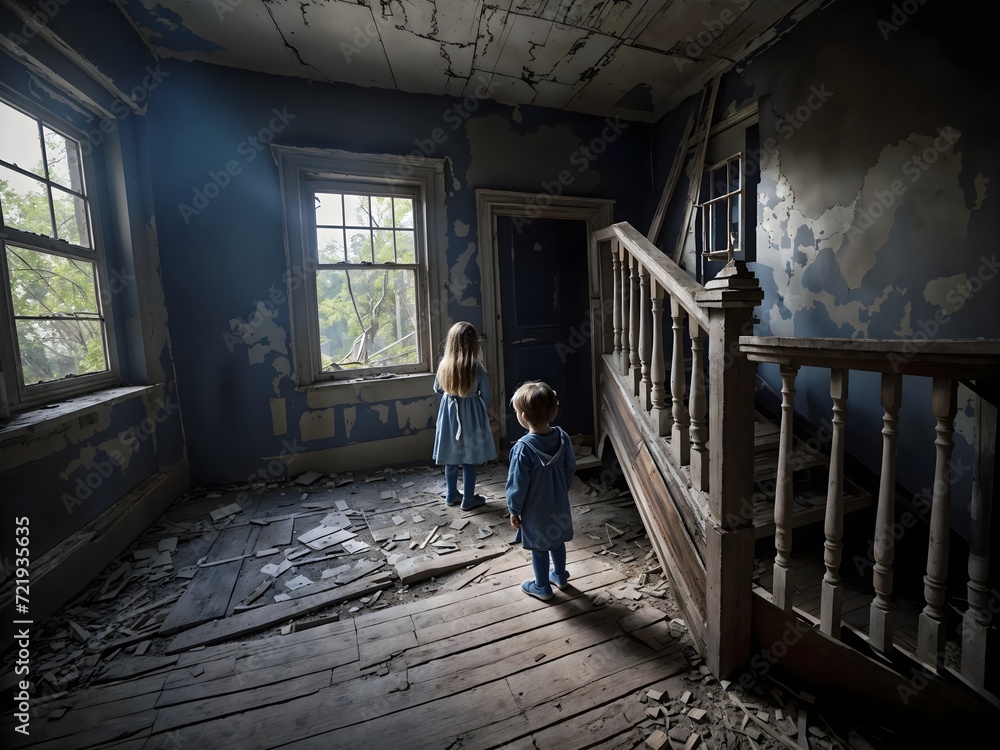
left=506, top=426, right=575, bottom=551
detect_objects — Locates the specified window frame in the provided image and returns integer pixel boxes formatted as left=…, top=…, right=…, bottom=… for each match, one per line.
left=0, top=90, right=119, bottom=416
left=273, top=146, right=446, bottom=388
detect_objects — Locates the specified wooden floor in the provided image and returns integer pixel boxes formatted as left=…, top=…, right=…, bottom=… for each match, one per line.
left=10, top=540, right=689, bottom=750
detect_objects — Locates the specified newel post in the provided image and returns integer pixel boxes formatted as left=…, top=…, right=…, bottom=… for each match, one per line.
left=697, top=261, right=762, bottom=678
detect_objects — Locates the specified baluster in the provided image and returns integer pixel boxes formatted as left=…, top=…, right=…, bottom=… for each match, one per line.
left=869, top=374, right=902, bottom=653
left=629, top=259, right=641, bottom=395
left=962, top=395, right=996, bottom=687
left=773, top=364, right=799, bottom=613
left=650, top=283, right=669, bottom=435
left=688, top=320, right=709, bottom=491
left=619, top=250, right=631, bottom=377
left=638, top=265, right=652, bottom=410
left=820, top=368, right=848, bottom=639
left=611, top=244, right=622, bottom=361
left=669, top=298, right=690, bottom=465
left=918, top=377, right=957, bottom=669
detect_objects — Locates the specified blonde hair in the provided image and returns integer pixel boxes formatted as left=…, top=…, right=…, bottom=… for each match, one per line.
left=511, top=381, right=558, bottom=429
left=437, top=322, right=481, bottom=397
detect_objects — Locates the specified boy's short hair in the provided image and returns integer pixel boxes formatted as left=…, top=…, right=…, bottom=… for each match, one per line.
left=511, top=381, right=558, bottom=428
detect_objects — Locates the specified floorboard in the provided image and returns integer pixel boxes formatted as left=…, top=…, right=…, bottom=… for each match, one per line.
left=16, top=548, right=686, bottom=750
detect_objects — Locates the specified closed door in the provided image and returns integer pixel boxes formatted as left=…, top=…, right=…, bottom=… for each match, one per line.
left=496, top=216, right=593, bottom=447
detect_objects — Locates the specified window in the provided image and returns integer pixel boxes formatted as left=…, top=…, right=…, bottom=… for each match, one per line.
left=697, top=152, right=743, bottom=279
left=0, top=95, right=116, bottom=414
left=692, top=109, right=758, bottom=283
left=273, top=146, right=445, bottom=386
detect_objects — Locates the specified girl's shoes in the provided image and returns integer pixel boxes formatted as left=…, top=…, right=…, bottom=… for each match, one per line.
left=521, top=580, right=553, bottom=601
left=445, top=495, right=462, bottom=506
left=549, top=570, right=570, bottom=589
left=460, top=494, right=487, bottom=510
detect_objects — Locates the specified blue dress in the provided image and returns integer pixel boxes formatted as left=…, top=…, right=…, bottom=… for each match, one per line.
left=432, top=361, right=497, bottom=465
left=505, top=427, right=576, bottom=551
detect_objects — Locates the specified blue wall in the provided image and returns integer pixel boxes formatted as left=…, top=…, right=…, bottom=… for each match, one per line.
left=0, top=1, right=186, bottom=560
left=652, top=0, right=999, bottom=538
left=145, top=60, right=652, bottom=485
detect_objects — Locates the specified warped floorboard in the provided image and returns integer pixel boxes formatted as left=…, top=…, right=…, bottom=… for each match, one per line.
left=14, top=542, right=687, bottom=750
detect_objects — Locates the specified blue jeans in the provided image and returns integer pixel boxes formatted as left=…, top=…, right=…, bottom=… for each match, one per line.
left=531, top=543, right=567, bottom=589
left=444, top=463, right=476, bottom=503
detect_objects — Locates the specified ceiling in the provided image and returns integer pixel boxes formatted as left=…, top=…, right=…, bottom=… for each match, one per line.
left=114, top=0, right=827, bottom=123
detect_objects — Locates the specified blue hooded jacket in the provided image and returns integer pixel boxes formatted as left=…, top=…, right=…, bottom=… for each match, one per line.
left=505, top=426, right=575, bottom=551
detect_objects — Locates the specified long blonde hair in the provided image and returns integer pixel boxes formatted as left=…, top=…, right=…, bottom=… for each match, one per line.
left=437, top=322, right=481, bottom=397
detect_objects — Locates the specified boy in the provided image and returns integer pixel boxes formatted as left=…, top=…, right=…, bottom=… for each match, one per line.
left=506, top=381, right=576, bottom=601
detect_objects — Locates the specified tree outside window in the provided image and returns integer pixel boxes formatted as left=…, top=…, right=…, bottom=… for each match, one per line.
left=0, top=97, right=113, bottom=412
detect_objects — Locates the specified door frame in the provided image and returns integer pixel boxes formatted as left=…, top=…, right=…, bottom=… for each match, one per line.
left=475, top=189, right=615, bottom=443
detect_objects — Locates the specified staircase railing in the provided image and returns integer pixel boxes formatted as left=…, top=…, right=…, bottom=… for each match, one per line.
left=592, top=222, right=762, bottom=677
left=740, top=336, right=1000, bottom=691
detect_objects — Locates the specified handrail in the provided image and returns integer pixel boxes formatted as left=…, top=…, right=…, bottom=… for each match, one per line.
left=740, top=336, right=1000, bottom=377
left=600, top=222, right=710, bottom=330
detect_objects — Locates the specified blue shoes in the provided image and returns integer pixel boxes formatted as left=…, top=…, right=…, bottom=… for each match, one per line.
left=445, top=496, right=461, bottom=506
left=521, top=580, right=554, bottom=601
left=460, top=494, right=487, bottom=511
left=549, top=570, right=570, bottom=589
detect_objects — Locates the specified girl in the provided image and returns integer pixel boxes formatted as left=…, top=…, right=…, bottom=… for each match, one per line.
left=433, top=321, right=497, bottom=510
left=506, top=380, right=576, bottom=601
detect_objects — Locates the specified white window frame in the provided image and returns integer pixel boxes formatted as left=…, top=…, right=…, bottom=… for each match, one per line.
left=0, top=89, right=119, bottom=417
left=273, top=146, right=446, bottom=388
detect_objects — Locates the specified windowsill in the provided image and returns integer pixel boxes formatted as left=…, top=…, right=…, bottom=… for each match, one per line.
left=298, top=372, right=435, bottom=407
left=0, top=384, right=161, bottom=446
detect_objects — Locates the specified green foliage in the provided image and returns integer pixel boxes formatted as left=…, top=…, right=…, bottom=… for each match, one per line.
left=1, top=171, right=107, bottom=385
left=315, top=193, right=419, bottom=371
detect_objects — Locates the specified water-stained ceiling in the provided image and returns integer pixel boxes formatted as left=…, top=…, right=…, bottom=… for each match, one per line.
left=114, top=0, right=828, bottom=122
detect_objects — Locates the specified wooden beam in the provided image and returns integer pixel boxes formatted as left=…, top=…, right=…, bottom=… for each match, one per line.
left=647, top=111, right=695, bottom=246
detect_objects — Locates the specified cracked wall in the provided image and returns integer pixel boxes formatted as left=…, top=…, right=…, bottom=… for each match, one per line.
left=146, top=59, right=649, bottom=485
left=653, top=0, right=997, bottom=539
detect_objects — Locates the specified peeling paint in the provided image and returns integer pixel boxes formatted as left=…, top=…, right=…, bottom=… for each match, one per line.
left=59, top=445, right=98, bottom=480
left=396, top=397, right=437, bottom=432
left=454, top=219, right=470, bottom=237
left=270, top=397, right=287, bottom=436
left=300, top=408, right=336, bottom=442
left=924, top=274, right=969, bottom=316
left=449, top=241, right=479, bottom=307
left=894, top=301, right=913, bottom=336
left=372, top=404, right=390, bottom=423
left=757, top=128, right=974, bottom=338
left=344, top=405, right=357, bottom=439
left=272, top=355, right=292, bottom=394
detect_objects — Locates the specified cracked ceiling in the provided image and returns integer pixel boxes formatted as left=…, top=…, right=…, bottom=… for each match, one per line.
left=114, top=0, right=827, bottom=122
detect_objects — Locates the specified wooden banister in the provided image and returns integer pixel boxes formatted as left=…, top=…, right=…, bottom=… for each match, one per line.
left=594, top=221, right=762, bottom=679
left=741, top=336, right=1000, bottom=687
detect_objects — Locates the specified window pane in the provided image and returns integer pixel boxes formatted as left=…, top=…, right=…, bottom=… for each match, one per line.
left=15, top=318, right=107, bottom=384
left=317, top=227, right=345, bottom=263
left=346, top=228, right=372, bottom=263
left=343, top=194, right=370, bottom=227
left=0, top=164, right=53, bottom=237
left=394, top=197, right=413, bottom=229
left=730, top=158, right=741, bottom=192
left=370, top=196, right=393, bottom=228
left=315, top=192, right=343, bottom=226
left=43, top=126, right=84, bottom=194
left=0, top=101, right=44, bottom=176
left=6, top=245, right=107, bottom=384
left=711, top=165, right=727, bottom=198
left=396, top=229, right=415, bottom=263
left=373, top=229, right=395, bottom=263
left=316, top=267, right=418, bottom=372
left=52, top=186, right=91, bottom=248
